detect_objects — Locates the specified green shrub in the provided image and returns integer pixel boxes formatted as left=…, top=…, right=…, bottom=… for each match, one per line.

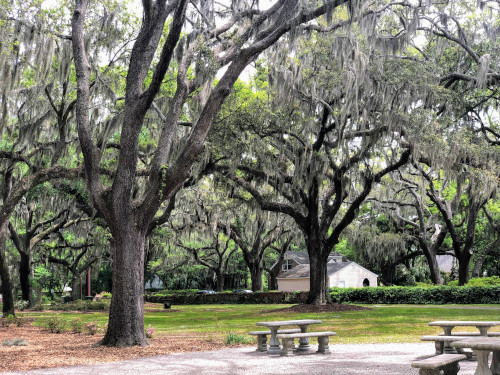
left=70, top=318, right=83, bottom=333
left=84, top=321, right=107, bottom=335
left=101, top=293, right=112, bottom=299
left=224, top=331, right=254, bottom=345
left=14, top=300, right=29, bottom=311
left=329, top=285, right=500, bottom=304
left=48, top=299, right=110, bottom=311
left=44, top=315, right=66, bottom=333
left=31, top=303, right=44, bottom=311
left=467, top=276, right=500, bottom=286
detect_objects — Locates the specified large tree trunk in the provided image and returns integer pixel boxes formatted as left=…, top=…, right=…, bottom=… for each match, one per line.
left=267, top=269, right=279, bottom=290
left=0, top=224, right=15, bottom=316
left=306, top=242, right=328, bottom=304
left=101, top=226, right=147, bottom=347
left=417, top=238, right=443, bottom=285
left=457, top=251, right=472, bottom=286
left=472, top=256, right=485, bottom=278
left=70, top=272, right=80, bottom=301
left=19, top=251, right=32, bottom=305
left=215, top=269, right=224, bottom=292
left=248, top=262, right=263, bottom=292
left=423, top=252, right=443, bottom=285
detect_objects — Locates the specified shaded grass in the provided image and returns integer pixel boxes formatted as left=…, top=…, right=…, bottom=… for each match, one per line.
left=21, top=303, right=500, bottom=344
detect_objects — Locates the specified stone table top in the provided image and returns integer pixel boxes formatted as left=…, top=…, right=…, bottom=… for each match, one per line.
left=429, top=321, right=500, bottom=327
left=451, top=337, right=500, bottom=351
left=256, top=319, right=322, bottom=327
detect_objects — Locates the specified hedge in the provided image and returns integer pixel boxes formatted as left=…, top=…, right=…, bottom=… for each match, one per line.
left=329, top=286, right=500, bottom=304
left=145, top=286, right=500, bottom=305
left=146, top=291, right=309, bottom=305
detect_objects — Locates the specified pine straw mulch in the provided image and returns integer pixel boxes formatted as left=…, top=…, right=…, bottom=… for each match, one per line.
left=0, top=324, right=226, bottom=372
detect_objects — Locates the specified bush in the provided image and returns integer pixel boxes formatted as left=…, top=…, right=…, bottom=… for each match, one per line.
left=14, top=300, right=29, bottom=311
left=44, top=315, right=66, bottom=333
left=48, top=299, right=110, bottom=311
left=224, top=331, right=254, bottom=345
left=329, top=285, right=500, bottom=304
left=466, top=276, right=500, bottom=286
left=84, top=321, right=107, bottom=335
left=31, top=303, right=44, bottom=311
left=145, top=324, right=155, bottom=338
left=70, top=318, right=83, bottom=333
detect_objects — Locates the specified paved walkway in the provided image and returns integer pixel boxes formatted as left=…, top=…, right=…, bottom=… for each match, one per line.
left=4, top=343, right=482, bottom=375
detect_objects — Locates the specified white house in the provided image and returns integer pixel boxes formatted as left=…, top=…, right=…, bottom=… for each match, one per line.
left=277, top=251, right=378, bottom=291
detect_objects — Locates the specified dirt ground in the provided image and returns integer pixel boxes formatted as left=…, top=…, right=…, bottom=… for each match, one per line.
left=1, top=304, right=363, bottom=373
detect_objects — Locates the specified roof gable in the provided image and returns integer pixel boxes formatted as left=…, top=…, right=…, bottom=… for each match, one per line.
left=278, top=261, right=378, bottom=279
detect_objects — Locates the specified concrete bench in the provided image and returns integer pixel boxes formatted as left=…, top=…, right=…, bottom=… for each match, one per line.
left=249, top=329, right=301, bottom=352
left=411, top=353, right=467, bottom=375
left=439, top=331, right=500, bottom=337
left=421, top=335, right=474, bottom=355
left=276, top=331, right=337, bottom=356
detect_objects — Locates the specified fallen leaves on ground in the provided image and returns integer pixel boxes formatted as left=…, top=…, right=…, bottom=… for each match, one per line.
left=0, top=324, right=228, bottom=372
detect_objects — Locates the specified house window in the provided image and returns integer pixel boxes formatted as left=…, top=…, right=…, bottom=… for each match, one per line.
left=282, top=260, right=293, bottom=271
left=339, top=281, right=345, bottom=288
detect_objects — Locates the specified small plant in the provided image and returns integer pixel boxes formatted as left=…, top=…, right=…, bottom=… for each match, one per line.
left=45, top=315, right=66, bottom=333
left=224, top=331, right=253, bottom=345
left=31, top=303, right=44, bottom=311
left=98, top=322, right=108, bottom=334
left=2, top=338, right=28, bottom=346
left=84, top=321, right=98, bottom=335
left=70, top=318, right=83, bottom=334
left=14, top=300, right=29, bottom=311
left=145, top=324, right=155, bottom=338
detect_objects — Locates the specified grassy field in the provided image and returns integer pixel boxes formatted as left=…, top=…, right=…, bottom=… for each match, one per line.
left=19, top=303, right=500, bottom=344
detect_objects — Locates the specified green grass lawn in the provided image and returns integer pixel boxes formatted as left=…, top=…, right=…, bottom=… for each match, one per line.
left=20, top=303, right=500, bottom=344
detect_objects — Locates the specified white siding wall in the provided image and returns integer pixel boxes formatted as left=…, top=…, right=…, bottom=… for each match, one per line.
left=328, top=264, right=378, bottom=288
left=277, top=278, right=310, bottom=292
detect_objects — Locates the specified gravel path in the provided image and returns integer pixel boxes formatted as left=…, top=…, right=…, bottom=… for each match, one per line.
left=4, top=343, right=482, bottom=375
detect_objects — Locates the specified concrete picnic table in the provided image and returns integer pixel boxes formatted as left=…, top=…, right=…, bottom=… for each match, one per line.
left=256, top=319, right=322, bottom=353
left=428, top=321, right=500, bottom=354
left=451, top=337, right=500, bottom=375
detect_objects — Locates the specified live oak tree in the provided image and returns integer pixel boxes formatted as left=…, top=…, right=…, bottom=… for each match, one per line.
left=213, top=6, right=442, bottom=303
left=8, top=194, right=88, bottom=305
left=368, top=170, right=449, bottom=285
left=0, top=4, right=83, bottom=316
left=71, top=0, right=372, bottom=345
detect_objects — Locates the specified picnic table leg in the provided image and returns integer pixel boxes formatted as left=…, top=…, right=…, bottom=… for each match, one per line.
left=441, top=327, right=456, bottom=354
left=317, top=337, right=331, bottom=354
left=473, top=349, right=493, bottom=375
left=477, top=326, right=489, bottom=336
left=491, top=351, right=500, bottom=375
left=256, top=334, right=268, bottom=352
left=297, top=324, right=311, bottom=351
left=280, top=338, right=293, bottom=356
left=267, top=326, right=281, bottom=354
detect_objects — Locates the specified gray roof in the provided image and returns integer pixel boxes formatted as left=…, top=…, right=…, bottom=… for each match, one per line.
left=278, top=262, right=352, bottom=279
left=286, top=251, right=310, bottom=264
left=285, top=251, right=347, bottom=264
